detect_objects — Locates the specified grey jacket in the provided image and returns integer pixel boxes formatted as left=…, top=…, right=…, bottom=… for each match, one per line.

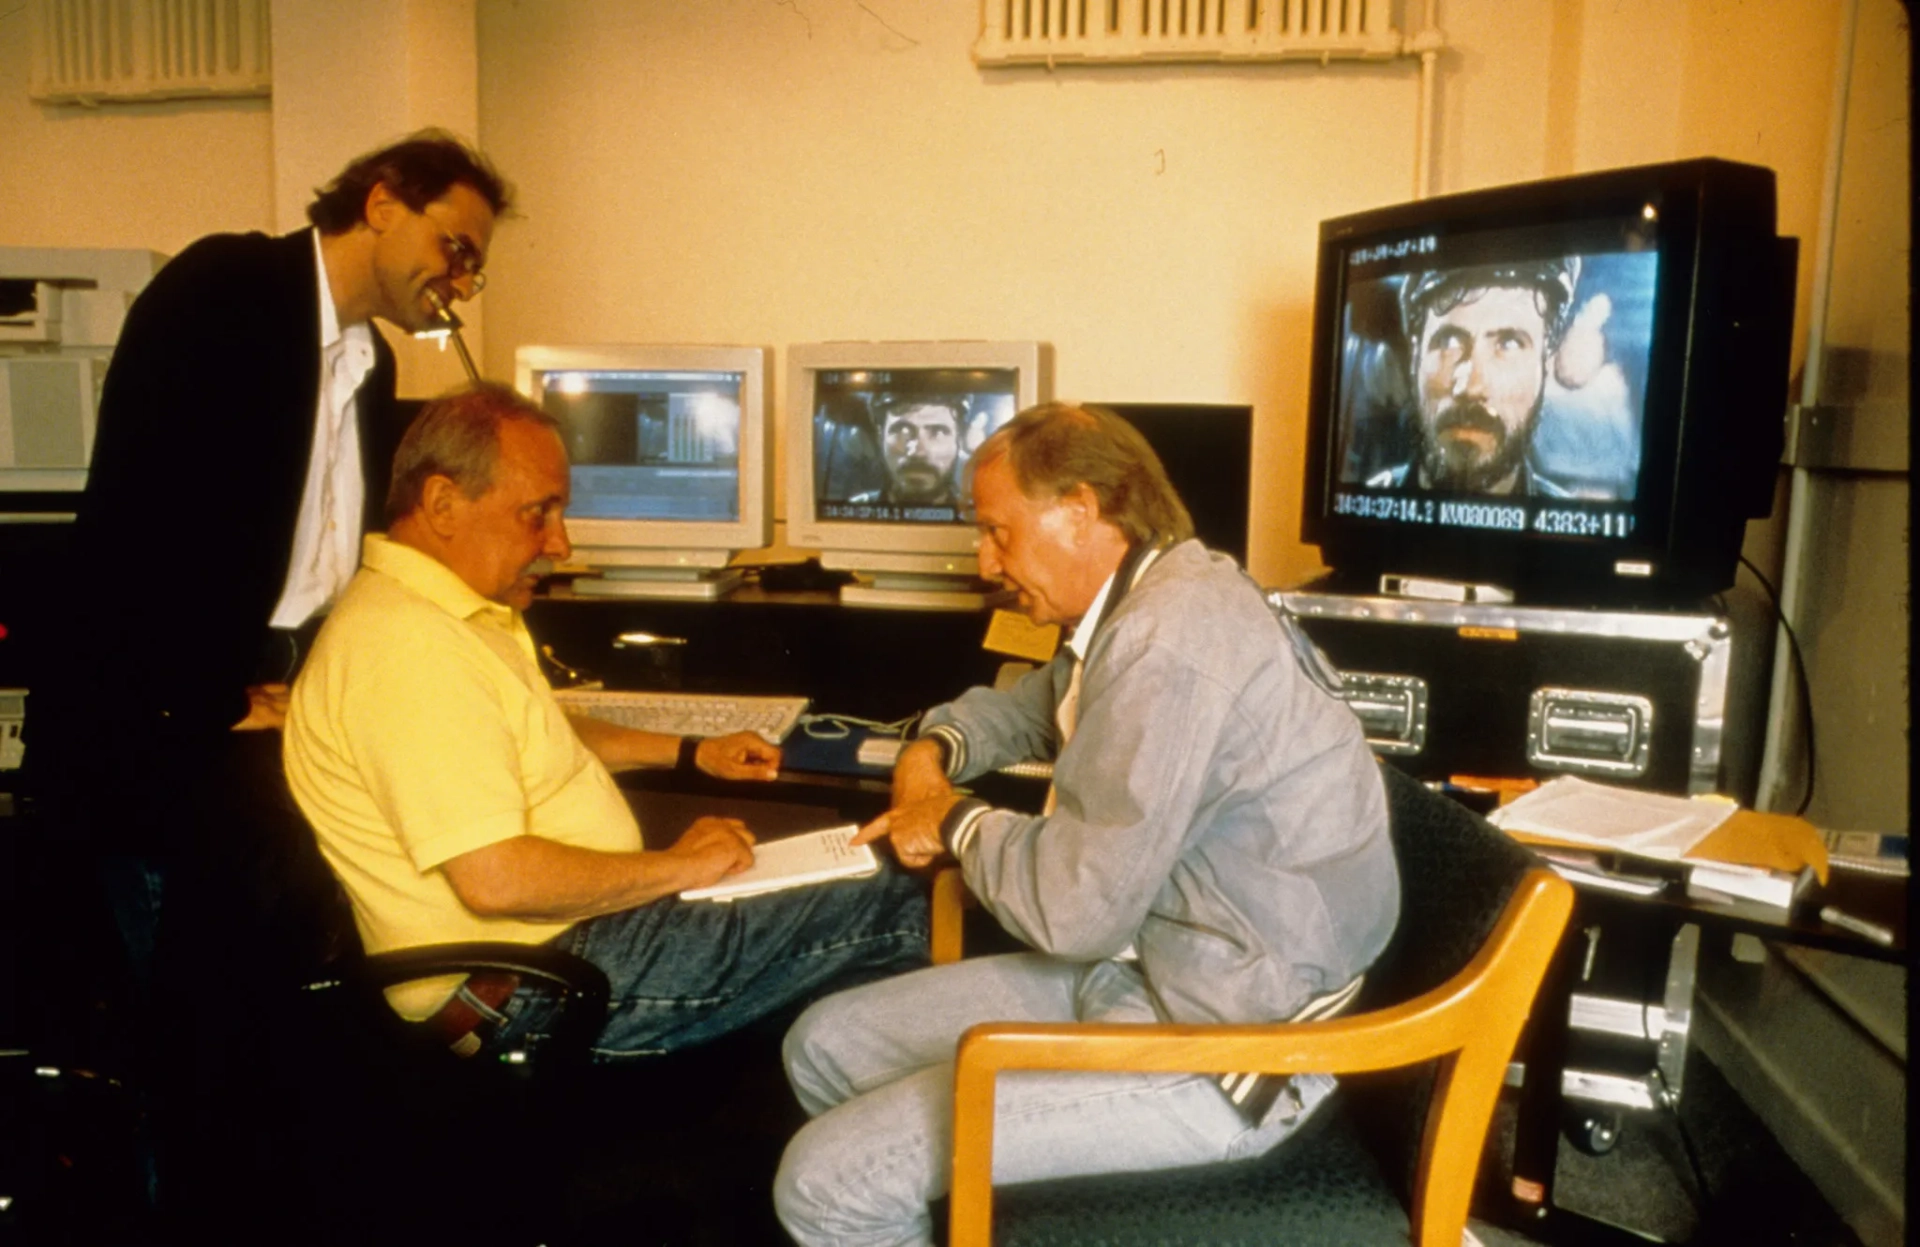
left=924, top=540, right=1398, bottom=1026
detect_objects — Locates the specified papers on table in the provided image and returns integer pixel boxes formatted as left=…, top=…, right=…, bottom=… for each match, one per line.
left=1485, top=776, right=1736, bottom=861
left=679, top=824, right=880, bottom=902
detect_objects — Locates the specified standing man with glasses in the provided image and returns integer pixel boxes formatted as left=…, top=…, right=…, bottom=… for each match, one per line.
left=28, top=129, right=511, bottom=1228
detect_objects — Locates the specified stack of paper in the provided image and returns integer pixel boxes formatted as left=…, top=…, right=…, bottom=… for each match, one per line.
left=1486, top=776, right=1736, bottom=861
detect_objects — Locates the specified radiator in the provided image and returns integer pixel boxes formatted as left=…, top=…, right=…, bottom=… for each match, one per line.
left=975, top=0, right=1420, bottom=66
left=29, top=0, right=271, bottom=106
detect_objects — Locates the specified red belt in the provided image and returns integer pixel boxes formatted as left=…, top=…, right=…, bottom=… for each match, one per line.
left=421, top=970, right=521, bottom=1057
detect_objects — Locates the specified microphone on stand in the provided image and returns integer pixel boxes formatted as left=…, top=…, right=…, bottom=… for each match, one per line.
left=421, top=287, right=482, bottom=383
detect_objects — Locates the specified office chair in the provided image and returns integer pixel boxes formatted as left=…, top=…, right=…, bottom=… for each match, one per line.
left=166, top=769, right=863, bottom=1247
left=928, top=763, right=1574, bottom=1247
left=141, top=752, right=614, bottom=1246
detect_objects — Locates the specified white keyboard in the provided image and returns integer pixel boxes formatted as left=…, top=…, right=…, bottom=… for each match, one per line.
left=553, top=688, right=810, bottom=743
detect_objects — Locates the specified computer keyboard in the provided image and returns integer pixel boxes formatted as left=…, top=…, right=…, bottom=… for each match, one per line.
left=552, top=688, right=810, bottom=743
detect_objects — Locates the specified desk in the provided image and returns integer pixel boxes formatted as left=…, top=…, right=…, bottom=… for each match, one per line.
left=1501, top=864, right=1906, bottom=1245
left=528, top=587, right=1014, bottom=724
left=616, top=754, right=1049, bottom=842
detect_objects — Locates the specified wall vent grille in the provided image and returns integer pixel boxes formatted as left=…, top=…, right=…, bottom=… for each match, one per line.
left=30, top=0, right=271, bottom=106
left=976, top=0, right=1420, bottom=65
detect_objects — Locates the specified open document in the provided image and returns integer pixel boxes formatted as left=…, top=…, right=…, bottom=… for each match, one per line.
left=1485, top=776, right=1736, bottom=861
left=680, top=824, right=880, bottom=902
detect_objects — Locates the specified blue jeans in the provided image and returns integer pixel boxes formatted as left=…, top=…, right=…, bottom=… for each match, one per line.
left=483, top=864, right=929, bottom=1060
left=775, top=953, right=1335, bottom=1247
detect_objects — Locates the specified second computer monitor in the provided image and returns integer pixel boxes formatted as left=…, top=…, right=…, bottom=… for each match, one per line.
left=786, top=341, right=1048, bottom=609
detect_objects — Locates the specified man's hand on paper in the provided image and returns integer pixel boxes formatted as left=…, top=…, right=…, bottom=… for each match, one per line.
left=854, top=791, right=961, bottom=871
left=666, top=816, right=757, bottom=888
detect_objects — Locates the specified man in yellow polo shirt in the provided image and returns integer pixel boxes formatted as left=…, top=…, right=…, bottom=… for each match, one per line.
left=284, top=383, right=928, bottom=1057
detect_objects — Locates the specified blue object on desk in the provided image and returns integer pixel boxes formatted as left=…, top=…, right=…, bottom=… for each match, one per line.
left=781, top=723, right=897, bottom=778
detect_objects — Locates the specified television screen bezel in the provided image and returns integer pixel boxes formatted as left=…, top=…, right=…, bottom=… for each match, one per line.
left=1298, top=159, right=1786, bottom=599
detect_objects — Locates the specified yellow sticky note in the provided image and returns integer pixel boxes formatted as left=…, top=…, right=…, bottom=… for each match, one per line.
left=983, top=609, right=1060, bottom=662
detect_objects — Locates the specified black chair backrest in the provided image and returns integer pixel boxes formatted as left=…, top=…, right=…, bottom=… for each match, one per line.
left=1346, top=763, right=1547, bottom=1200
left=183, top=732, right=362, bottom=983
left=1357, top=764, right=1541, bottom=1013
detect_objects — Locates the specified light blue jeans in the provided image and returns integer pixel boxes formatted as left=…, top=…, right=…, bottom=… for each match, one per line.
left=775, top=953, right=1333, bottom=1247
left=483, top=865, right=930, bottom=1060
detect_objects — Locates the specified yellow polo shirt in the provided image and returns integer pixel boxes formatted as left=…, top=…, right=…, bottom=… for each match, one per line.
left=285, top=534, right=643, bottom=1016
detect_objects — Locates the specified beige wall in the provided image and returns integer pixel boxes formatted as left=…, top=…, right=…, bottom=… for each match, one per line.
left=475, top=0, right=1426, bottom=580
left=0, top=0, right=1851, bottom=588
left=0, top=8, right=274, bottom=252
left=268, top=0, right=483, bottom=396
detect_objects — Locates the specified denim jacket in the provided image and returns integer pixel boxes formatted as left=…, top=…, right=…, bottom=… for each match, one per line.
left=923, top=540, right=1399, bottom=1026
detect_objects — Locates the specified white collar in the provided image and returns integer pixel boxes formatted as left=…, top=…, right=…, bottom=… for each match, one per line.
left=312, top=228, right=375, bottom=362
left=1066, top=544, right=1165, bottom=661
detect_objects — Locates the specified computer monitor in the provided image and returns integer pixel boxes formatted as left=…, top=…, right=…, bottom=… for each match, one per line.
left=515, top=344, right=772, bottom=599
left=1095, top=403, right=1253, bottom=567
left=1298, top=158, right=1797, bottom=604
left=785, top=341, right=1049, bottom=609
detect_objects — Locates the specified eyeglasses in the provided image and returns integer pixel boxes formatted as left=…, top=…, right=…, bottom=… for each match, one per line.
left=435, top=225, right=487, bottom=295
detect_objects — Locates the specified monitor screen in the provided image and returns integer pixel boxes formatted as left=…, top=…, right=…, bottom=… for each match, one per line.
left=544, top=369, right=744, bottom=523
left=1328, top=219, right=1659, bottom=541
left=808, top=367, right=1023, bottom=525
left=785, top=341, right=1048, bottom=578
left=515, top=344, right=771, bottom=583
left=1300, top=159, right=1796, bottom=602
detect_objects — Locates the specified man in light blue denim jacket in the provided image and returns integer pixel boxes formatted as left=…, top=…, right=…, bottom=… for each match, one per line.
left=775, top=403, right=1399, bottom=1247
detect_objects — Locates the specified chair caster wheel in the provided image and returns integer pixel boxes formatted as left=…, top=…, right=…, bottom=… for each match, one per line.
left=1568, top=1110, right=1621, bottom=1156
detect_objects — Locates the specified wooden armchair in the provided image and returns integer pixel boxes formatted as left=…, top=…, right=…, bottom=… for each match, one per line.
left=929, top=763, right=1574, bottom=1247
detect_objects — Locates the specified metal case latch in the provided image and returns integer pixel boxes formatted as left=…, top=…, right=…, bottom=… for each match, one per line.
left=1528, top=688, right=1654, bottom=778
left=1334, top=673, right=1429, bottom=756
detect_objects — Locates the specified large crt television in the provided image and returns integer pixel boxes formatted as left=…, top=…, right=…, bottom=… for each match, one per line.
left=1299, top=158, right=1798, bottom=604
left=515, top=344, right=772, bottom=599
left=786, top=341, right=1049, bottom=608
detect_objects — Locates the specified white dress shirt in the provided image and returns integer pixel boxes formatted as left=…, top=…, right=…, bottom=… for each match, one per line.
left=270, top=230, right=377, bottom=629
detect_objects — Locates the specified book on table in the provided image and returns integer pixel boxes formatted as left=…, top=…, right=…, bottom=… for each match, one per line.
left=1684, top=859, right=1818, bottom=910
left=679, top=824, right=880, bottom=902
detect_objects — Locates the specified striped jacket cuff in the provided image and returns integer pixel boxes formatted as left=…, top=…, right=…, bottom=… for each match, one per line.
left=940, top=798, right=992, bottom=859
left=920, top=724, right=967, bottom=778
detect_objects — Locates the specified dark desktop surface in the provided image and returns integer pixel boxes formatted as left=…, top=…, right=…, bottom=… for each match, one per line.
left=527, top=583, right=1016, bottom=725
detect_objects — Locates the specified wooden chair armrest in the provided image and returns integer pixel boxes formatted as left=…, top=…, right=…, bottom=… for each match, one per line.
left=932, top=866, right=969, bottom=965
left=958, top=1007, right=1468, bottom=1081
left=946, top=869, right=1573, bottom=1247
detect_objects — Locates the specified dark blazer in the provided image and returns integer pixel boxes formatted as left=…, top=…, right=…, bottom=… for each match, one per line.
left=37, top=229, right=404, bottom=792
